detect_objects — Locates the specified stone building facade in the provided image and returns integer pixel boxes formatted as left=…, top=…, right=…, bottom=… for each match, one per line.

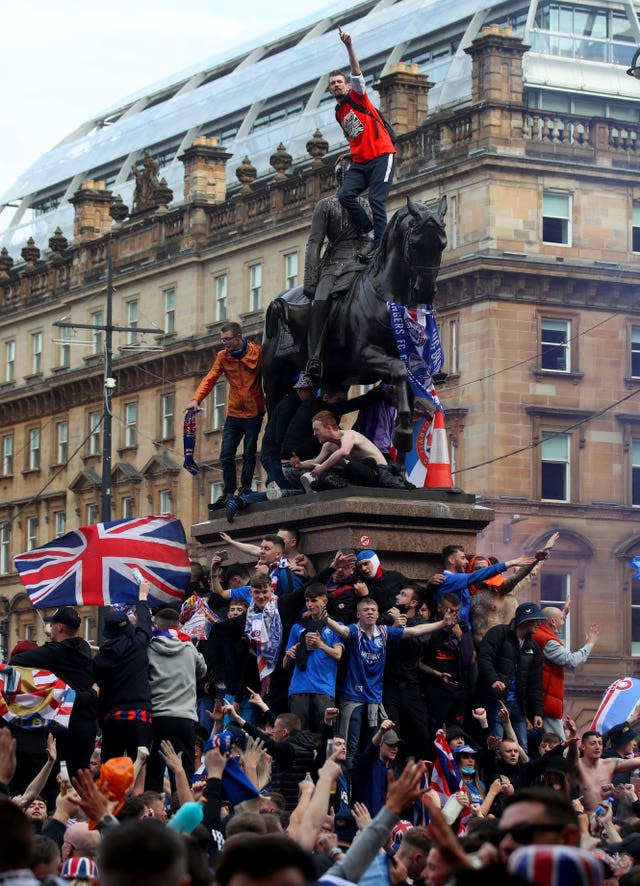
left=1, top=27, right=639, bottom=724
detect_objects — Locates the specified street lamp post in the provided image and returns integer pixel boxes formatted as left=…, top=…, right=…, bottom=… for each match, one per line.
left=53, top=238, right=158, bottom=521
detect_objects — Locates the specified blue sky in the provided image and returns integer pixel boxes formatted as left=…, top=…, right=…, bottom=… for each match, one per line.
left=0, top=0, right=331, bottom=195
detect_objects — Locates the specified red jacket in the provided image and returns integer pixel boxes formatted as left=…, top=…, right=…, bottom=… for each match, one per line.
left=532, top=622, right=564, bottom=719
left=335, top=83, right=395, bottom=164
left=194, top=339, right=264, bottom=419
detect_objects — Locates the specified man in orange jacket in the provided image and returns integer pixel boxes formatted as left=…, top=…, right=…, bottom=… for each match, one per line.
left=186, top=322, right=264, bottom=507
left=532, top=607, right=599, bottom=739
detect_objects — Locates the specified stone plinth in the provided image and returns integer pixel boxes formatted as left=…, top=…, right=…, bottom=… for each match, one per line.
left=191, top=488, right=494, bottom=575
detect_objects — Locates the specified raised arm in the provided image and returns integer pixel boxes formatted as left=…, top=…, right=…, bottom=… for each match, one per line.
left=339, top=27, right=361, bottom=76
left=323, top=611, right=350, bottom=640
left=403, top=611, right=454, bottom=638
left=218, top=530, right=260, bottom=557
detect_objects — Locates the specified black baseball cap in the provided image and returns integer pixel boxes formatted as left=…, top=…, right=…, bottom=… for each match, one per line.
left=44, top=606, right=81, bottom=629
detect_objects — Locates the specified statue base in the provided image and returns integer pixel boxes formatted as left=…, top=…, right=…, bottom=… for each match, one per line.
left=191, top=487, right=494, bottom=577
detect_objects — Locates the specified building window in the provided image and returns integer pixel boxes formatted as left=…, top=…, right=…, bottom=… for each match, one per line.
left=28, top=427, right=41, bottom=471
left=631, top=326, right=640, bottom=378
left=54, top=511, right=66, bottom=537
left=26, top=516, right=38, bottom=552
left=633, top=576, right=640, bottom=655
left=216, top=275, right=228, bottom=322
left=541, top=432, right=570, bottom=501
left=88, top=411, right=101, bottom=456
left=161, top=392, right=174, bottom=440
left=159, top=489, right=172, bottom=515
left=84, top=616, right=97, bottom=643
left=127, top=300, right=138, bottom=345
left=540, top=573, right=569, bottom=643
left=56, top=421, right=69, bottom=464
left=212, top=381, right=226, bottom=430
left=91, top=310, right=104, bottom=355
left=58, top=326, right=71, bottom=368
left=284, top=252, right=298, bottom=288
left=0, top=524, right=9, bottom=574
left=2, top=434, right=13, bottom=476
left=446, top=317, right=459, bottom=374
left=633, top=440, right=640, bottom=507
left=5, top=340, right=15, bottom=382
left=543, top=192, right=571, bottom=245
left=122, top=496, right=135, bottom=518
left=210, top=481, right=224, bottom=504
left=633, top=205, right=640, bottom=253
left=86, top=503, right=98, bottom=525
left=541, top=318, right=570, bottom=372
left=31, top=332, right=43, bottom=375
left=249, top=264, right=262, bottom=312
left=124, top=402, right=137, bottom=447
left=164, top=288, right=176, bottom=334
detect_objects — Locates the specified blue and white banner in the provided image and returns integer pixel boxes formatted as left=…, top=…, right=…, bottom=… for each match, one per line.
left=591, top=677, right=640, bottom=735
left=388, top=302, right=443, bottom=412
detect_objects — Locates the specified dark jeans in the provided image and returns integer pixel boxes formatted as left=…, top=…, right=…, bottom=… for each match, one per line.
left=220, top=414, right=264, bottom=494
left=101, top=719, right=153, bottom=764
left=289, top=692, right=334, bottom=733
left=145, top=716, right=196, bottom=792
left=260, top=453, right=294, bottom=489
left=338, top=153, right=395, bottom=246
left=382, top=681, right=432, bottom=760
left=57, top=721, right=97, bottom=779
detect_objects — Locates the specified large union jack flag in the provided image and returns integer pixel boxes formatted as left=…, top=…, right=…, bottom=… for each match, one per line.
left=14, top=516, right=191, bottom=609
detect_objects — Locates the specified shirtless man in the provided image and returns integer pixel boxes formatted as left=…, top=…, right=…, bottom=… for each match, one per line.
left=293, top=409, right=403, bottom=491
left=567, top=718, right=640, bottom=812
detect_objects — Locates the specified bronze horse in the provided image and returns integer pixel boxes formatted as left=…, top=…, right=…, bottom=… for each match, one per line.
left=263, top=195, right=447, bottom=453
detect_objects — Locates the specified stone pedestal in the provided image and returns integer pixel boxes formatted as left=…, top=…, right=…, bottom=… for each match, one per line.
left=191, top=488, right=494, bottom=575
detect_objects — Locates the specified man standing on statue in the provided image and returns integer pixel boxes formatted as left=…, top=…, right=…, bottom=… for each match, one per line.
left=186, top=322, right=264, bottom=509
left=304, top=154, right=372, bottom=379
left=330, top=26, right=396, bottom=254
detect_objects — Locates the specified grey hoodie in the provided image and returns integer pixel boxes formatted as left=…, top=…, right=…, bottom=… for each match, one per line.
left=148, top=634, right=206, bottom=720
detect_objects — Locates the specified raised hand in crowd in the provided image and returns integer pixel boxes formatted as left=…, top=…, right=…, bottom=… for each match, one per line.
left=159, top=739, right=184, bottom=773
left=472, top=707, right=488, bottom=729
left=324, top=706, right=340, bottom=726
left=50, top=787, right=82, bottom=826
left=386, top=758, right=429, bottom=815
left=204, top=743, right=229, bottom=780
left=586, top=623, right=600, bottom=646
left=239, top=736, right=268, bottom=790
left=352, top=800, right=371, bottom=831
left=71, top=768, right=112, bottom=822
left=245, top=685, right=270, bottom=714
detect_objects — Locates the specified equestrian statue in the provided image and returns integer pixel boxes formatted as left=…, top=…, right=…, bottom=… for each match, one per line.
left=262, top=194, right=448, bottom=455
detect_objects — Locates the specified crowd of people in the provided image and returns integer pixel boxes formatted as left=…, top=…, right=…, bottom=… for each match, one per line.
left=2, top=27, right=636, bottom=886
left=3, top=528, right=640, bottom=886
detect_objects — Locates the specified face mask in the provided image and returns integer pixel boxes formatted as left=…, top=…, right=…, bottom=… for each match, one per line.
left=460, top=765, right=476, bottom=776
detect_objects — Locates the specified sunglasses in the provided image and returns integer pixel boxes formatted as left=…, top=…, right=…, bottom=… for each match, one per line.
left=496, top=823, right=565, bottom=845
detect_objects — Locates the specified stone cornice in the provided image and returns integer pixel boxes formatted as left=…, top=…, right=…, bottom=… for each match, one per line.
left=437, top=262, right=640, bottom=314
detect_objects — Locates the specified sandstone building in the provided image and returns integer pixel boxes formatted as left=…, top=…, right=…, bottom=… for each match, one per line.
left=1, top=0, right=640, bottom=722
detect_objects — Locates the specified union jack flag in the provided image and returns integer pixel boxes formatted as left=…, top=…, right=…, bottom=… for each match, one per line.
left=0, top=664, right=75, bottom=730
left=429, top=728, right=464, bottom=804
left=14, top=516, right=191, bottom=609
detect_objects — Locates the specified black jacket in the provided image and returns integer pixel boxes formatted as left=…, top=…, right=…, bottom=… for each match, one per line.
left=242, top=720, right=317, bottom=811
left=93, top=602, right=153, bottom=718
left=364, top=569, right=411, bottom=614
left=12, top=636, right=98, bottom=727
left=262, top=391, right=302, bottom=458
left=477, top=623, right=543, bottom=720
